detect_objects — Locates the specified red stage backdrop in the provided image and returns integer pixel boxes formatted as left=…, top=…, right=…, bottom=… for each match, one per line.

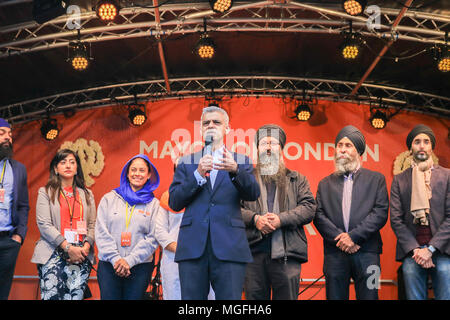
left=8, top=97, right=450, bottom=300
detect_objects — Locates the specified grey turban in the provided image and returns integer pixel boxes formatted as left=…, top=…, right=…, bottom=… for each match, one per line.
left=335, top=125, right=366, bottom=155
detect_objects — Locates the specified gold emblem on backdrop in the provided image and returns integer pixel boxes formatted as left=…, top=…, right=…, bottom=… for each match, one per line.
left=59, top=138, right=105, bottom=187
left=393, top=151, right=439, bottom=175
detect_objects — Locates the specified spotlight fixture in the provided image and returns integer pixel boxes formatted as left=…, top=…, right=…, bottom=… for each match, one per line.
left=209, top=0, right=233, bottom=13
left=41, top=118, right=60, bottom=141
left=432, top=33, right=450, bottom=72
left=340, top=21, right=363, bottom=60
left=68, top=41, right=90, bottom=71
left=95, top=0, right=120, bottom=22
left=128, top=104, right=147, bottom=127
left=196, top=34, right=216, bottom=59
left=370, top=110, right=388, bottom=129
left=195, top=18, right=216, bottom=59
left=295, top=104, right=312, bottom=121
left=342, top=0, right=367, bottom=16
left=67, top=30, right=92, bottom=71
left=437, top=50, right=450, bottom=72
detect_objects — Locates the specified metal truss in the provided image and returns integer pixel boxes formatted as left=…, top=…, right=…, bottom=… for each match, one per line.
left=1, top=75, right=448, bottom=124
left=1, top=1, right=449, bottom=58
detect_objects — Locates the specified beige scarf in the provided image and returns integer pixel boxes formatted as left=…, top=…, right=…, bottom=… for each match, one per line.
left=410, top=157, right=433, bottom=225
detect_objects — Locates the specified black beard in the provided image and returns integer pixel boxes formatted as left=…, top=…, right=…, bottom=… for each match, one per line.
left=0, top=142, right=13, bottom=160
left=413, top=151, right=429, bottom=162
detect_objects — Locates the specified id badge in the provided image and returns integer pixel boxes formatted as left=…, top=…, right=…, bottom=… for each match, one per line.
left=77, top=221, right=87, bottom=235
left=121, top=232, right=132, bottom=247
left=0, top=189, right=4, bottom=203
left=64, top=229, right=78, bottom=244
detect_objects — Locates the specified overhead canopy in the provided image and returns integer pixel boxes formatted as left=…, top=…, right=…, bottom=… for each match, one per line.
left=0, top=0, right=449, bottom=124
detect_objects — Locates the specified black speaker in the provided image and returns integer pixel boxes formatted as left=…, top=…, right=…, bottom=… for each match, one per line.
left=32, top=0, right=67, bottom=24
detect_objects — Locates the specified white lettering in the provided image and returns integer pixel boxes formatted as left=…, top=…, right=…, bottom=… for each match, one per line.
left=323, top=143, right=335, bottom=161
left=284, top=142, right=302, bottom=160
left=366, top=265, right=381, bottom=290
left=140, top=140, right=158, bottom=158
left=305, top=142, right=321, bottom=160
left=66, top=5, right=81, bottom=30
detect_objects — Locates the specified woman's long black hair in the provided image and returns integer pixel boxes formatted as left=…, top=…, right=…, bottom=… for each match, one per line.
left=45, top=149, right=91, bottom=206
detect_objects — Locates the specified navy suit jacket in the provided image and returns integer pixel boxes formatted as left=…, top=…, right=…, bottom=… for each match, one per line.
left=169, top=150, right=260, bottom=263
left=9, top=159, right=30, bottom=242
left=314, top=168, right=389, bottom=254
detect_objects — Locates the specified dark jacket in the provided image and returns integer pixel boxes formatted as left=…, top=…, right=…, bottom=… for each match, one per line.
left=314, top=168, right=389, bottom=255
left=169, top=150, right=260, bottom=263
left=10, top=159, right=30, bottom=243
left=390, top=165, right=450, bottom=261
left=241, top=169, right=316, bottom=263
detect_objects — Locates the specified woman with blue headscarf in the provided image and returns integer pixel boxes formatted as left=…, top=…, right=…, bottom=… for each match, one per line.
left=95, top=154, right=160, bottom=300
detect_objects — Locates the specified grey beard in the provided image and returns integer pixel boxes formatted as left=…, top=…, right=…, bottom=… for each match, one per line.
left=258, top=152, right=280, bottom=176
left=334, top=155, right=359, bottom=176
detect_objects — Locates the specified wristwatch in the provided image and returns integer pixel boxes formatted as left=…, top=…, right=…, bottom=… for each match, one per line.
left=427, top=245, right=436, bottom=254
left=64, top=243, right=72, bottom=253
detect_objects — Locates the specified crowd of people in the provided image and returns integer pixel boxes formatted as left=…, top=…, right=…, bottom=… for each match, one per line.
left=0, top=107, right=448, bottom=300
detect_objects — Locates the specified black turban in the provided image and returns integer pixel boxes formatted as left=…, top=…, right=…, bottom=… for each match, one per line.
left=335, top=125, right=366, bottom=155
left=255, top=124, right=287, bottom=149
left=406, top=124, right=436, bottom=150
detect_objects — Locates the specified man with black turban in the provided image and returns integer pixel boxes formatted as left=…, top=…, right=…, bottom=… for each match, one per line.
left=390, top=124, right=450, bottom=300
left=241, top=124, right=316, bottom=300
left=314, top=125, right=389, bottom=300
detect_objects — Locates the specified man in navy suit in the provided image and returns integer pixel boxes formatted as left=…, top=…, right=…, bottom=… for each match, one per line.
left=169, top=106, right=260, bottom=300
left=314, top=125, right=389, bottom=300
left=0, top=118, right=30, bottom=300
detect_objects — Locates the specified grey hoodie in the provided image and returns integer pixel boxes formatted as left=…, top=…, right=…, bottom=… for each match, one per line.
left=95, top=190, right=160, bottom=268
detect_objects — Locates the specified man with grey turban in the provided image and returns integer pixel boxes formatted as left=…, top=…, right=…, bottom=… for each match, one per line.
left=314, top=125, right=389, bottom=300
left=241, top=124, right=316, bottom=300
left=390, top=124, right=450, bottom=300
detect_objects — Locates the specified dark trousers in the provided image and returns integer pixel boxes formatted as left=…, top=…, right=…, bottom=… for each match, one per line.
left=244, top=251, right=301, bottom=300
left=0, top=234, right=21, bottom=300
left=178, top=232, right=247, bottom=300
left=97, top=260, right=154, bottom=300
left=324, top=250, right=380, bottom=300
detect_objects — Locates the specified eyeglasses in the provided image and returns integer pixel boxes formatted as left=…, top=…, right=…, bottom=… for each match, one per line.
left=259, top=141, right=280, bottom=147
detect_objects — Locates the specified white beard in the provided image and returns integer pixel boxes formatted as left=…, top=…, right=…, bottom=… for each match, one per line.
left=258, top=151, right=281, bottom=176
left=334, top=153, right=359, bottom=175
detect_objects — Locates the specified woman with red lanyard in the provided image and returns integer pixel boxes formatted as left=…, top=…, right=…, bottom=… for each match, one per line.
left=31, top=149, right=96, bottom=300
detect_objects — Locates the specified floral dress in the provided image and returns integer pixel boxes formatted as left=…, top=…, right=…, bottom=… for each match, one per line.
left=37, top=247, right=91, bottom=300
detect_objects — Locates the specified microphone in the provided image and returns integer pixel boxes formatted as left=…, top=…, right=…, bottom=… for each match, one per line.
left=204, top=135, right=214, bottom=177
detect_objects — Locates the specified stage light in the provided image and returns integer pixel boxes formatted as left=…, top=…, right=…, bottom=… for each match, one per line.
left=41, top=118, right=60, bottom=140
left=437, top=50, right=450, bottom=72
left=128, top=105, right=147, bottom=126
left=370, top=110, right=387, bottom=129
left=209, top=0, right=233, bottom=13
left=295, top=104, right=312, bottom=121
left=340, top=33, right=362, bottom=60
left=68, top=41, right=90, bottom=71
left=195, top=34, right=216, bottom=59
left=342, top=0, right=367, bottom=16
left=95, top=0, right=119, bottom=22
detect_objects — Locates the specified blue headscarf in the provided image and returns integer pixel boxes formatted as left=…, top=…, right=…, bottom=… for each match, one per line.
left=114, top=154, right=160, bottom=206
